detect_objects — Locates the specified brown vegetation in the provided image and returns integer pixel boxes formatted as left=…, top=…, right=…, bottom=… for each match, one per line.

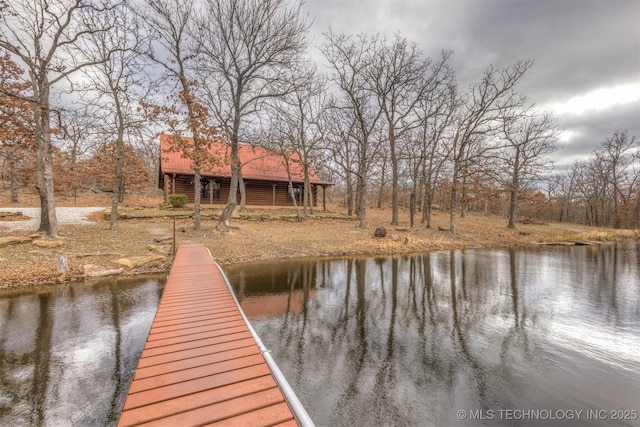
left=1, top=189, right=637, bottom=292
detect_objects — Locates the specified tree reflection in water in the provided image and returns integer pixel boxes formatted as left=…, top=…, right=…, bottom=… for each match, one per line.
left=0, top=276, right=165, bottom=426
left=227, top=243, right=640, bottom=427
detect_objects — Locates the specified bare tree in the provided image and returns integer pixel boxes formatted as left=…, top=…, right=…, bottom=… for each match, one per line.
left=570, top=160, right=599, bottom=225
left=448, top=60, right=533, bottom=233
left=264, top=124, right=303, bottom=221
left=321, top=31, right=385, bottom=228
left=398, top=60, right=456, bottom=228
left=138, top=0, right=218, bottom=231
left=571, top=130, right=640, bottom=228
left=420, top=89, right=456, bottom=228
left=196, top=0, right=310, bottom=232
left=322, top=102, right=358, bottom=215
left=132, top=131, right=162, bottom=185
left=55, top=109, right=100, bottom=202
left=0, top=0, right=119, bottom=237
left=370, top=35, right=452, bottom=225
left=0, top=50, right=33, bottom=203
left=404, top=86, right=455, bottom=228
left=550, top=168, right=580, bottom=223
left=501, top=110, right=559, bottom=228
left=82, top=5, right=151, bottom=228
left=599, top=130, right=639, bottom=228
left=268, top=61, right=327, bottom=217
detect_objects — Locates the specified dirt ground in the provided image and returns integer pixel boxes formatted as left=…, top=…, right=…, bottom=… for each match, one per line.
left=1, top=188, right=638, bottom=292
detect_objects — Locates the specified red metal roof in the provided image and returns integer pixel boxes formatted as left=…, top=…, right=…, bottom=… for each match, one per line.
left=160, top=134, right=332, bottom=185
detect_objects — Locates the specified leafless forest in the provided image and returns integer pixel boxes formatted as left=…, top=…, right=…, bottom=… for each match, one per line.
left=1, top=0, right=638, bottom=237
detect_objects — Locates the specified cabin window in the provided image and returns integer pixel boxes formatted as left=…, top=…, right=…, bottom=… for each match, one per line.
left=200, top=180, right=220, bottom=200
left=200, top=180, right=209, bottom=199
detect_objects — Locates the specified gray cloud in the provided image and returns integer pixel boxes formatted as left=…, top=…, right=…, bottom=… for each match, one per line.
left=303, top=0, right=640, bottom=164
left=557, top=100, right=640, bottom=165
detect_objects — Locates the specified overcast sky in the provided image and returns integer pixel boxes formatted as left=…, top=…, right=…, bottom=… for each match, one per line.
left=301, top=0, right=640, bottom=167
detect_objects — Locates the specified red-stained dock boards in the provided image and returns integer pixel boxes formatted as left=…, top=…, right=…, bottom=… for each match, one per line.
left=118, top=244, right=312, bottom=427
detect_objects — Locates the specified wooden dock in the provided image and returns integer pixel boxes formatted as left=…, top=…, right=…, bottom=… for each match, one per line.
left=118, top=244, right=313, bottom=427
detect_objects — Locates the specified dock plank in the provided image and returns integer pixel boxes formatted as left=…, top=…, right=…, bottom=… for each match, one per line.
left=133, top=345, right=261, bottom=379
left=136, top=337, right=257, bottom=369
left=122, top=365, right=273, bottom=411
left=206, top=402, right=296, bottom=427
left=138, top=331, right=254, bottom=359
left=118, top=376, right=277, bottom=426
left=132, top=388, right=289, bottom=427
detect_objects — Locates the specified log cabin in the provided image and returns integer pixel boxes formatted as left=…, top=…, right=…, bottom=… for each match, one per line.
left=158, top=134, right=332, bottom=209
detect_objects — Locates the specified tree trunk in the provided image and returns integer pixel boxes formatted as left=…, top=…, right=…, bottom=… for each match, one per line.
left=356, top=174, right=367, bottom=228
left=239, top=173, right=247, bottom=212
left=110, top=103, right=125, bottom=229
left=216, top=107, right=241, bottom=231
left=9, top=157, right=18, bottom=203
left=288, top=182, right=301, bottom=221
left=216, top=144, right=239, bottom=232
left=390, top=131, right=399, bottom=225
left=507, top=183, right=518, bottom=229
left=449, top=184, right=457, bottom=234
left=409, top=190, right=416, bottom=228
left=304, top=165, right=313, bottom=216
left=301, top=167, right=308, bottom=217
left=634, top=196, right=640, bottom=229
left=110, top=138, right=124, bottom=229
left=423, top=182, right=434, bottom=229
left=377, top=158, right=386, bottom=209
left=217, top=173, right=237, bottom=232
left=119, top=178, right=125, bottom=203
left=281, top=152, right=301, bottom=220
left=507, top=149, right=521, bottom=229
left=193, top=169, right=202, bottom=231
left=35, top=96, right=58, bottom=238
left=346, top=171, right=354, bottom=216
left=449, top=158, right=460, bottom=234
left=425, top=195, right=433, bottom=229
left=460, top=174, right=467, bottom=218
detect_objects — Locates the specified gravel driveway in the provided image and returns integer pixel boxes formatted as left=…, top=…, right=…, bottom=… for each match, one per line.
left=0, top=207, right=105, bottom=233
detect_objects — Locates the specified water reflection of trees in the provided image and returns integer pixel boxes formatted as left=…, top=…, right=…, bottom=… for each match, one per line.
left=585, top=243, right=637, bottom=325
left=0, top=278, right=164, bottom=426
left=245, top=244, right=640, bottom=427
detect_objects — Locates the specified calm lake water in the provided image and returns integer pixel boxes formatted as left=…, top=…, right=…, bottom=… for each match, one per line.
left=0, top=276, right=165, bottom=427
left=225, top=243, right=640, bottom=427
left=0, top=245, right=638, bottom=426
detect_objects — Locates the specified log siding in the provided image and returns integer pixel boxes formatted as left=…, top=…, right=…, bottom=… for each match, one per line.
left=166, top=175, right=320, bottom=207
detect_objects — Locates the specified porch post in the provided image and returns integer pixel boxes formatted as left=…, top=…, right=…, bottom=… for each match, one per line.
left=272, top=183, right=277, bottom=206
left=163, top=174, right=170, bottom=204
left=322, top=185, right=327, bottom=211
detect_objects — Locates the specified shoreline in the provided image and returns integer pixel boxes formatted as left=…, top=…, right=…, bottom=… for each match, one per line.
left=2, top=211, right=637, bottom=294
left=2, top=199, right=638, bottom=293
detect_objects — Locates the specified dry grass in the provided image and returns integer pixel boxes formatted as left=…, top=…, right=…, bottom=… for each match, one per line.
left=1, top=189, right=638, bottom=291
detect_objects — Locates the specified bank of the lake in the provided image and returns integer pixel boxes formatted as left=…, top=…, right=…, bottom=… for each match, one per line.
left=1, top=205, right=638, bottom=291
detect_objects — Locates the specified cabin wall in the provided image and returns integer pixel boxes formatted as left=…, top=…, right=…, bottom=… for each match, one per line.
left=164, top=174, right=319, bottom=206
